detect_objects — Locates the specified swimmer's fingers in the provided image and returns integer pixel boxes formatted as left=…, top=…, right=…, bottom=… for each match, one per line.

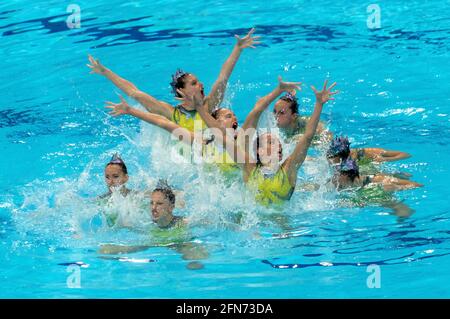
left=328, top=81, right=337, bottom=90
left=118, top=94, right=127, bottom=104
left=105, top=107, right=117, bottom=116
left=322, top=79, right=328, bottom=91
left=310, top=85, right=318, bottom=93
left=248, top=27, right=256, bottom=36
left=244, top=27, right=256, bottom=38
left=329, top=90, right=340, bottom=95
left=88, top=54, right=99, bottom=67
left=176, top=89, right=186, bottom=98
left=86, top=64, right=95, bottom=74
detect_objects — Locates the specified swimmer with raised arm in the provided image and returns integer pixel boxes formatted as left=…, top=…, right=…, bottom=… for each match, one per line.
left=87, top=28, right=261, bottom=131
left=273, top=90, right=333, bottom=143
left=190, top=77, right=338, bottom=206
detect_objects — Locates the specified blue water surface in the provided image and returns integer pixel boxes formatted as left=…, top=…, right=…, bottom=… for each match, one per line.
left=1, top=0, right=450, bottom=298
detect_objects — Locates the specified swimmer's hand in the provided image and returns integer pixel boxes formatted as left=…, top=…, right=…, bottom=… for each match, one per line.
left=175, top=89, right=204, bottom=110
left=105, top=95, right=131, bottom=116
left=311, top=80, right=339, bottom=105
left=235, top=27, right=261, bottom=50
left=277, top=76, right=302, bottom=94
left=87, top=54, right=107, bottom=75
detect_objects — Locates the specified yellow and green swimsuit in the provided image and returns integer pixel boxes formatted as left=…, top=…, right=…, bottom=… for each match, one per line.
left=202, top=141, right=240, bottom=179
left=172, top=105, right=207, bottom=132
left=149, top=217, right=190, bottom=246
left=248, top=166, right=294, bottom=207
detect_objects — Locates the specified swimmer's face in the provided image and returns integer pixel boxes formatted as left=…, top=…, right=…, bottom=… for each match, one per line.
left=180, top=74, right=204, bottom=108
left=257, top=133, right=283, bottom=166
left=105, top=164, right=128, bottom=191
left=150, top=191, right=174, bottom=222
left=216, top=109, right=238, bottom=130
left=274, top=100, right=297, bottom=128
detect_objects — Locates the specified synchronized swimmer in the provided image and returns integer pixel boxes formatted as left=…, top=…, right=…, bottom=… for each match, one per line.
left=88, top=28, right=423, bottom=266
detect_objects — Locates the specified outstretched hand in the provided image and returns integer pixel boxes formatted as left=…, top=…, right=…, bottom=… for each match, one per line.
left=311, top=80, right=339, bottom=104
left=277, top=76, right=302, bottom=94
left=105, top=95, right=130, bottom=116
left=235, top=27, right=262, bottom=49
left=87, top=54, right=107, bottom=74
left=175, top=89, right=205, bottom=110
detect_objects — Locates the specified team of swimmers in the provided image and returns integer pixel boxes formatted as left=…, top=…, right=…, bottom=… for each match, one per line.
left=88, top=28, right=423, bottom=264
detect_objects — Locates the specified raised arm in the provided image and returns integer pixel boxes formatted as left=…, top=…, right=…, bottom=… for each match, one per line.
left=177, top=89, right=250, bottom=166
left=241, top=76, right=302, bottom=131
left=105, top=95, right=194, bottom=144
left=205, top=28, right=261, bottom=112
left=284, top=80, right=339, bottom=186
left=88, top=55, right=174, bottom=120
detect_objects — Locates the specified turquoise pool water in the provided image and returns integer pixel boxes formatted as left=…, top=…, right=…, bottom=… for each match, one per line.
left=1, top=0, right=449, bottom=298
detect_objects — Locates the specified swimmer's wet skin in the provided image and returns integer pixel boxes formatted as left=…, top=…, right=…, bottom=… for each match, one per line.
left=274, top=91, right=332, bottom=143
left=98, top=181, right=208, bottom=269
left=241, top=79, right=339, bottom=206
left=335, top=158, right=422, bottom=219
left=89, top=28, right=261, bottom=130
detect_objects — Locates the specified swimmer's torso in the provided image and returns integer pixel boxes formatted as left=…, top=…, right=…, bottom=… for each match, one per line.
left=172, top=105, right=207, bottom=132
left=248, top=166, right=294, bottom=206
left=149, top=216, right=190, bottom=246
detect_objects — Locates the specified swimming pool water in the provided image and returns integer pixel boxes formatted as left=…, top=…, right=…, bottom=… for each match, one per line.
left=1, top=0, right=450, bottom=298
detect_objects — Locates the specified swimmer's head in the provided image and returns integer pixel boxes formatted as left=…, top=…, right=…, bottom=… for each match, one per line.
left=171, top=69, right=204, bottom=104
left=274, top=92, right=299, bottom=128
left=151, top=180, right=175, bottom=224
left=105, top=154, right=129, bottom=191
left=334, top=158, right=360, bottom=188
left=212, top=108, right=238, bottom=131
left=255, top=132, right=283, bottom=166
left=327, top=136, right=351, bottom=163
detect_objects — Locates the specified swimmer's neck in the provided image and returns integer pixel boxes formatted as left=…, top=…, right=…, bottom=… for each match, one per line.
left=156, top=214, right=174, bottom=228
left=108, top=186, right=130, bottom=196
left=281, top=115, right=302, bottom=135
left=180, top=102, right=196, bottom=111
left=260, top=162, right=281, bottom=171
